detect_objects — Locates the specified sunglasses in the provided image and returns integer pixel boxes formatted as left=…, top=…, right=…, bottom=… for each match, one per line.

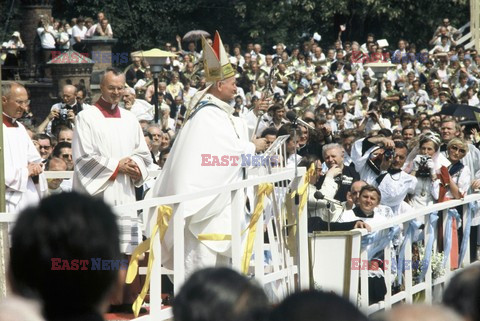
left=449, top=145, right=467, bottom=154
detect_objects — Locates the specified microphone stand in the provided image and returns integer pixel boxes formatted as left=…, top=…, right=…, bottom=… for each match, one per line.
left=314, top=191, right=334, bottom=232
left=251, top=110, right=265, bottom=141
left=290, top=118, right=299, bottom=205
left=326, top=200, right=331, bottom=231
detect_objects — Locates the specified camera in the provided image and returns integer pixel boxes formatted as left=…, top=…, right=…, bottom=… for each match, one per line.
left=51, top=104, right=74, bottom=134
left=60, top=107, right=69, bottom=121
left=334, top=175, right=354, bottom=185
left=419, top=155, right=431, bottom=167
left=384, top=149, right=395, bottom=160
left=416, top=155, right=432, bottom=178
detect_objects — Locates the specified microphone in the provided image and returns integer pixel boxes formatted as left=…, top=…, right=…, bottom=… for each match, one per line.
left=286, top=111, right=315, bottom=130
left=313, top=191, right=342, bottom=205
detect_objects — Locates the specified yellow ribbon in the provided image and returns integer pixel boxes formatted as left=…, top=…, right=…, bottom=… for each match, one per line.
left=241, top=183, right=274, bottom=274
left=126, top=205, right=172, bottom=317
left=198, top=233, right=232, bottom=241
left=285, top=163, right=315, bottom=256
left=291, top=163, right=316, bottom=215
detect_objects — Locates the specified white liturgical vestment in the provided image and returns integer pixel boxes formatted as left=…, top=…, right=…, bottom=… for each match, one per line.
left=3, top=115, right=47, bottom=213
left=147, top=93, right=256, bottom=274
left=72, top=98, right=152, bottom=254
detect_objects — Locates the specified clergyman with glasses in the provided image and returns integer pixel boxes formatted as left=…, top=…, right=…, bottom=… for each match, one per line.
left=2, top=82, right=47, bottom=213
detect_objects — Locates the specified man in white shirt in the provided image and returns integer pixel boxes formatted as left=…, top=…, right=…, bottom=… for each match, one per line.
left=329, top=104, right=354, bottom=134
left=407, top=80, right=430, bottom=109
left=46, top=157, right=71, bottom=195
left=71, top=18, right=87, bottom=51
left=36, top=19, right=56, bottom=49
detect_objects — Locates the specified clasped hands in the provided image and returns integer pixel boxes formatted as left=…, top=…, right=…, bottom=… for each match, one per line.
left=119, top=157, right=142, bottom=181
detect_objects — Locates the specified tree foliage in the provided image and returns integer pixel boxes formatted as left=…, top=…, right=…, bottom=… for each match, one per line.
left=0, top=0, right=471, bottom=54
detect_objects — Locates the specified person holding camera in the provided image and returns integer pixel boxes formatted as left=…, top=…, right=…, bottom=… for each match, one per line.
left=37, top=84, right=83, bottom=136
left=407, top=132, right=449, bottom=209
left=352, top=132, right=417, bottom=214
left=351, top=131, right=394, bottom=184
left=357, top=101, right=391, bottom=134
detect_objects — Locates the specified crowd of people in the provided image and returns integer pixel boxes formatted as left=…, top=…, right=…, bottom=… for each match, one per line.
left=0, top=11, right=114, bottom=79
left=35, top=12, right=114, bottom=52
left=2, top=192, right=480, bottom=321
left=3, top=12, right=480, bottom=320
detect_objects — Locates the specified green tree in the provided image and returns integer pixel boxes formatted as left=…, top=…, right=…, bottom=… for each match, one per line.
left=0, top=0, right=471, bottom=55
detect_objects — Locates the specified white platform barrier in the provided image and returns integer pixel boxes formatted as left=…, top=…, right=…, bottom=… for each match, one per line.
left=0, top=167, right=309, bottom=321
left=118, top=166, right=309, bottom=320
left=310, top=193, right=480, bottom=315
left=7, top=170, right=477, bottom=317
left=42, top=170, right=162, bottom=179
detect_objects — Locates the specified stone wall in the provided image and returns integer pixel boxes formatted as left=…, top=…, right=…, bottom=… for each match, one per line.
left=19, top=0, right=52, bottom=79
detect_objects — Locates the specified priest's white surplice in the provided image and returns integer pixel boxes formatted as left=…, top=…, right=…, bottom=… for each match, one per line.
left=72, top=106, right=152, bottom=254
left=4, top=122, right=47, bottom=213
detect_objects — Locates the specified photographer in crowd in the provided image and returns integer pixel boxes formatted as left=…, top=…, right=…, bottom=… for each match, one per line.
left=406, top=132, right=448, bottom=209
left=37, top=84, right=83, bottom=136
left=351, top=132, right=417, bottom=214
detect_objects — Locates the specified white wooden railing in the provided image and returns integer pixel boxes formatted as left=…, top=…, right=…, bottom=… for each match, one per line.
left=311, top=193, right=480, bottom=316
left=42, top=170, right=162, bottom=179
left=1, top=166, right=309, bottom=321
left=8, top=169, right=478, bottom=317
left=360, top=194, right=480, bottom=314
left=116, top=166, right=308, bottom=321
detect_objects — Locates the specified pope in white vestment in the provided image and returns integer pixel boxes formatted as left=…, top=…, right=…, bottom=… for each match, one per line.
left=147, top=32, right=264, bottom=275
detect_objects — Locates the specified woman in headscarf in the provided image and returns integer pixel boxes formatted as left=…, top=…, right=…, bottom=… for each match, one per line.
left=407, top=131, right=449, bottom=209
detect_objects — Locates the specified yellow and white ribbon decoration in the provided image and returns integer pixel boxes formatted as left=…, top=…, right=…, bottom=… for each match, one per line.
left=241, top=183, right=274, bottom=274
left=126, top=182, right=276, bottom=316
left=285, top=163, right=316, bottom=255
left=126, top=205, right=172, bottom=317
left=290, top=163, right=316, bottom=214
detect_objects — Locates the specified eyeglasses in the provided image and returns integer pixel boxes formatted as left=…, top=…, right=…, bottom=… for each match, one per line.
left=449, top=145, right=467, bottom=154
left=39, top=145, right=51, bottom=150
left=16, top=100, right=30, bottom=106
left=61, top=153, right=72, bottom=159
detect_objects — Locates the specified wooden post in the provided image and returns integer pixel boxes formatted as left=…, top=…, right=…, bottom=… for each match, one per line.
left=0, top=68, right=9, bottom=299
left=472, top=0, right=480, bottom=50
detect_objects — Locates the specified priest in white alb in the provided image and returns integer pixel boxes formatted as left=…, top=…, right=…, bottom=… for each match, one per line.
left=3, top=82, right=47, bottom=213
left=72, top=68, right=152, bottom=311
left=72, top=68, right=152, bottom=255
